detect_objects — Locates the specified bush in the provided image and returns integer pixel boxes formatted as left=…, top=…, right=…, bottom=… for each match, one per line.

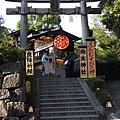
left=0, top=39, right=25, bottom=65
left=87, top=76, right=112, bottom=107
left=87, top=77, right=105, bottom=91
left=95, top=88, right=112, bottom=106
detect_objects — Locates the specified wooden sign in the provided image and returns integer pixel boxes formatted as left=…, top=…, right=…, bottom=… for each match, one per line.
left=26, top=81, right=31, bottom=92
left=79, top=45, right=88, bottom=78
left=86, top=37, right=96, bottom=78
left=26, top=50, right=34, bottom=76
left=35, top=40, right=53, bottom=52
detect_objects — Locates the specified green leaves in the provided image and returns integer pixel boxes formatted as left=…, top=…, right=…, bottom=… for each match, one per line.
left=100, top=0, right=120, bottom=39
left=0, top=38, right=25, bottom=64
left=91, top=15, right=120, bottom=61
left=16, top=14, right=61, bottom=30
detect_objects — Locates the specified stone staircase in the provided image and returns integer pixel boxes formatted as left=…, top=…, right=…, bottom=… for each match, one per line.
left=39, top=76, right=100, bottom=120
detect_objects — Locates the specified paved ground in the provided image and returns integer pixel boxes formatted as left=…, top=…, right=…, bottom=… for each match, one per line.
left=105, top=81, right=120, bottom=111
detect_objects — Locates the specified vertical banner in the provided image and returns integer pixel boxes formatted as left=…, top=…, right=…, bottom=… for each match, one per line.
left=86, top=37, right=96, bottom=78
left=79, top=44, right=88, bottom=78
left=26, top=50, right=34, bottom=76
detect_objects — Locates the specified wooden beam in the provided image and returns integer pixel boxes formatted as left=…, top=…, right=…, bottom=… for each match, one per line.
left=5, top=0, right=101, bottom=3
left=6, top=7, right=101, bottom=15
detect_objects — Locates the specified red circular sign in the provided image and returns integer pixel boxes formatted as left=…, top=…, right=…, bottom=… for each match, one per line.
left=54, top=35, right=69, bottom=49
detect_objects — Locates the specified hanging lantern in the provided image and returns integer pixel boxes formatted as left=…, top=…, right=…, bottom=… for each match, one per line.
left=54, top=35, right=69, bottom=49
left=50, top=0, right=60, bottom=12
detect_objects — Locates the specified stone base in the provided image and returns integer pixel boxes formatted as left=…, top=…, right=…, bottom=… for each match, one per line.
left=55, top=68, right=66, bottom=78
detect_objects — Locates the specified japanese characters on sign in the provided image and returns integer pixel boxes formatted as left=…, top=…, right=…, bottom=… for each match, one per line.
left=54, top=35, right=69, bottom=49
left=26, top=50, right=34, bottom=76
left=79, top=46, right=88, bottom=78
left=86, top=39, right=96, bottom=78
left=35, top=40, right=53, bottom=52
left=26, top=81, right=31, bottom=93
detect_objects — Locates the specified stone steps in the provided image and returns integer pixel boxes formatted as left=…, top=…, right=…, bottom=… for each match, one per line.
left=40, top=89, right=85, bottom=95
left=40, top=93, right=86, bottom=99
left=40, top=111, right=98, bottom=118
left=39, top=77, right=100, bottom=120
left=40, top=115, right=99, bottom=120
left=40, top=101, right=91, bottom=107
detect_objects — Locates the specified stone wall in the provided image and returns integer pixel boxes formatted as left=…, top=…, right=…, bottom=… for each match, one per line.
left=0, top=62, right=26, bottom=120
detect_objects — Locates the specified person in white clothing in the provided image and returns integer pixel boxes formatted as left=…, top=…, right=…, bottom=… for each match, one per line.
left=41, top=51, right=49, bottom=76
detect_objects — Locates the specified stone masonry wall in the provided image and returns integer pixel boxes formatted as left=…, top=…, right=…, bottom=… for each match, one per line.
left=0, top=62, right=26, bottom=120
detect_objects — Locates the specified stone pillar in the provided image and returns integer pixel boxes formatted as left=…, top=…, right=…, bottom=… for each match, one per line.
left=20, top=0, right=27, bottom=48
left=80, top=1, right=89, bottom=44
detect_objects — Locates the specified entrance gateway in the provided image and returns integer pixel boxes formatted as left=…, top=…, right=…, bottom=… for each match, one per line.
left=5, top=0, right=101, bottom=46
left=6, top=0, right=101, bottom=76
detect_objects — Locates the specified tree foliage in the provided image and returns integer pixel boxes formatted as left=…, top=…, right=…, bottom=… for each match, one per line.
left=99, top=0, right=120, bottom=39
left=0, top=16, right=10, bottom=40
left=16, top=14, right=61, bottom=30
left=0, top=37, right=25, bottom=65
left=91, top=15, right=120, bottom=61
left=0, top=15, right=25, bottom=65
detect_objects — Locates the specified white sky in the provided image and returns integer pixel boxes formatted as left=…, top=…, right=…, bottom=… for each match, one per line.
left=0, top=0, right=100, bottom=37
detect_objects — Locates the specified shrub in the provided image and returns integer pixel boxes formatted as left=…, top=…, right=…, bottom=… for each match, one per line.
left=87, top=76, right=112, bottom=107
left=87, top=77, right=105, bottom=91
left=0, top=39, right=25, bottom=65
left=95, top=88, right=112, bottom=106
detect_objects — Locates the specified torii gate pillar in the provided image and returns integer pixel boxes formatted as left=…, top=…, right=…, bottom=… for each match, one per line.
left=20, top=0, right=27, bottom=48
left=80, top=1, right=89, bottom=44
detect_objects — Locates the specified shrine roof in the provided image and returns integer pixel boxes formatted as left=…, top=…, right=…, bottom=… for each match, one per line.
left=27, top=28, right=81, bottom=43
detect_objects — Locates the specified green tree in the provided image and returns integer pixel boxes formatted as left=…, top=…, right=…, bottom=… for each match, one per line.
left=91, top=15, right=120, bottom=61
left=99, top=0, right=120, bottom=39
left=0, top=16, right=25, bottom=64
left=0, top=37, right=25, bottom=64
left=16, top=14, right=61, bottom=30
left=0, top=16, right=10, bottom=40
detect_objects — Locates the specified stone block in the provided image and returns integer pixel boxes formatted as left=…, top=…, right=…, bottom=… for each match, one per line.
left=0, top=100, right=7, bottom=117
left=15, top=86, right=26, bottom=102
left=0, top=62, right=21, bottom=75
left=7, top=102, right=25, bottom=116
left=0, top=72, right=3, bottom=88
left=10, top=87, right=26, bottom=102
left=2, top=73, right=22, bottom=89
left=2, top=117, right=19, bottom=120
left=0, top=89, right=10, bottom=100
left=0, top=72, right=3, bottom=78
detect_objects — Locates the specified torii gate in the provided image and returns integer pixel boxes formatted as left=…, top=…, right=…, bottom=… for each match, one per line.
left=5, top=0, right=101, bottom=48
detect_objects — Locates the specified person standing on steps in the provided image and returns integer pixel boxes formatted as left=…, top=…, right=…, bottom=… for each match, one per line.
left=63, top=51, right=70, bottom=77
left=41, top=50, right=50, bottom=76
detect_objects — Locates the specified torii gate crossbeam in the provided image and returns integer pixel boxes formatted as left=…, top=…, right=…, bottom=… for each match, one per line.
left=6, top=0, right=101, bottom=46
left=6, top=7, right=101, bottom=15
left=5, top=0, right=101, bottom=3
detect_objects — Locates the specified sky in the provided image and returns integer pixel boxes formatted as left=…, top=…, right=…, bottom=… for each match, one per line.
left=0, top=0, right=100, bottom=37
